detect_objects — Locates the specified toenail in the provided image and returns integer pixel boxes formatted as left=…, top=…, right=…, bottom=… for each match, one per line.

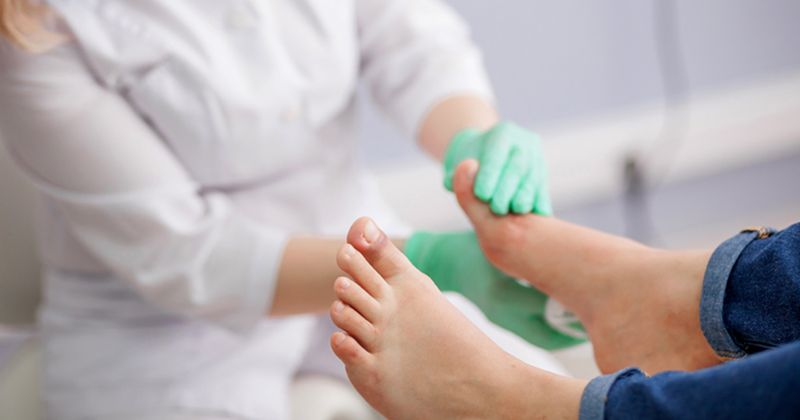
left=362, top=220, right=379, bottom=243
left=334, top=333, right=345, bottom=345
left=334, top=301, right=345, bottom=313
left=338, top=277, right=351, bottom=289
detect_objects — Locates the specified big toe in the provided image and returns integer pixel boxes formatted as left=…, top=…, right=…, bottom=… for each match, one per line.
left=346, top=217, right=416, bottom=279
left=454, top=160, right=495, bottom=230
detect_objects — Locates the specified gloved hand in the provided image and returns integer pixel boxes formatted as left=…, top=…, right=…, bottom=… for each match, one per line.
left=405, top=230, right=585, bottom=350
left=443, top=121, right=551, bottom=216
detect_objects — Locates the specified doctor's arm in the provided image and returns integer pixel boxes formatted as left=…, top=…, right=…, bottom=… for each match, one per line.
left=357, top=0, right=551, bottom=216
left=0, top=44, right=370, bottom=329
left=417, top=95, right=498, bottom=161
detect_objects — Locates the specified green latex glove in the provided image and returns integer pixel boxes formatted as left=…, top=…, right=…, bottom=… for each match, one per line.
left=444, top=121, right=551, bottom=216
left=405, top=230, right=585, bottom=350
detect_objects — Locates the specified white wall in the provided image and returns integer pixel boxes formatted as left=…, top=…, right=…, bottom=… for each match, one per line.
left=360, top=0, right=800, bottom=243
left=360, top=0, right=800, bottom=164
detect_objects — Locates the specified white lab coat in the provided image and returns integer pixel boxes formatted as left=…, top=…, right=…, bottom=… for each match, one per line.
left=0, top=0, right=493, bottom=418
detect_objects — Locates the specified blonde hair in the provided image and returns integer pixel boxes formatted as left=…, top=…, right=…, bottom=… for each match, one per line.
left=0, top=0, right=64, bottom=52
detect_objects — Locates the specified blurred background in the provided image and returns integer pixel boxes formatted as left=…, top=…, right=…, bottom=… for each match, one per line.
left=362, top=0, right=800, bottom=249
left=1, top=0, right=799, bottom=417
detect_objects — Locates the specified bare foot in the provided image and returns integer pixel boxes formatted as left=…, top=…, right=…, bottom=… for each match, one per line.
left=330, top=217, right=587, bottom=419
left=452, top=160, right=721, bottom=374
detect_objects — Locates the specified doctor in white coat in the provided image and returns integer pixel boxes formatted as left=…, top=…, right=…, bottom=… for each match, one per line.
left=0, top=0, right=550, bottom=419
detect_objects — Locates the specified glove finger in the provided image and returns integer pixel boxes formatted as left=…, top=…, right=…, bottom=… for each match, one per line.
left=510, top=167, right=537, bottom=214
left=531, top=161, right=553, bottom=215
left=533, top=186, right=553, bottom=216
left=474, top=129, right=513, bottom=202
left=489, top=148, right=527, bottom=215
left=444, top=172, right=457, bottom=192
left=444, top=171, right=455, bottom=192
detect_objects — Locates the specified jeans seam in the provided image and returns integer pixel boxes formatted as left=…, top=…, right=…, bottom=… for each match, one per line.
left=700, top=227, right=776, bottom=359
left=700, top=231, right=754, bottom=359
left=579, top=368, right=642, bottom=420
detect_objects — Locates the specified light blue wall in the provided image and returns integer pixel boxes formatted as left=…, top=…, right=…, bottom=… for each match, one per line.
left=360, top=0, right=800, bottom=164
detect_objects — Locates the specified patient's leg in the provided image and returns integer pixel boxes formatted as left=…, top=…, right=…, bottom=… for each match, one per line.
left=453, top=160, right=720, bottom=374
left=330, top=217, right=586, bottom=420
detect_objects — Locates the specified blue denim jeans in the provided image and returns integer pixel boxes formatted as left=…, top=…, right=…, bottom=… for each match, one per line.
left=580, top=222, right=800, bottom=419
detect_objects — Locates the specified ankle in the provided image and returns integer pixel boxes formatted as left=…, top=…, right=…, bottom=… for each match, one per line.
left=566, top=242, right=659, bottom=326
left=506, top=365, right=586, bottom=420
left=655, top=249, right=711, bottom=285
left=645, top=248, right=712, bottom=322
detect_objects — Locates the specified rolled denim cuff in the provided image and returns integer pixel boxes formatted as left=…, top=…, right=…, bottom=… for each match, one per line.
left=579, top=367, right=641, bottom=420
left=700, top=227, right=776, bottom=359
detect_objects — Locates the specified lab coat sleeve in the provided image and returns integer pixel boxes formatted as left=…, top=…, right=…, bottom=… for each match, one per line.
left=356, top=0, right=495, bottom=137
left=0, top=42, right=285, bottom=332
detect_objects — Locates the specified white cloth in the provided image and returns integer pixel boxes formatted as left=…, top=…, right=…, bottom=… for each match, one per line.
left=0, top=0, right=493, bottom=419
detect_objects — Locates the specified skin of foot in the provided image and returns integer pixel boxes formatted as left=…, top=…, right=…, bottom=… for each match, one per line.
left=452, top=159, right=722, bottom=374
left=330, top=217, right=588, bottom=420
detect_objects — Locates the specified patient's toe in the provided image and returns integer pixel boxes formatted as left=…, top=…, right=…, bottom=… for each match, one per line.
left=337, top=244, right=387, bottom=298
left=331, top=300, right=377, bottom=350
left=346, top=217, right=415, bottom=280
left=331, top=331, right=373, bottom=366
left=454, top=160, right=495, bottom=227
left=334, top=276, right=381, bottom=323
